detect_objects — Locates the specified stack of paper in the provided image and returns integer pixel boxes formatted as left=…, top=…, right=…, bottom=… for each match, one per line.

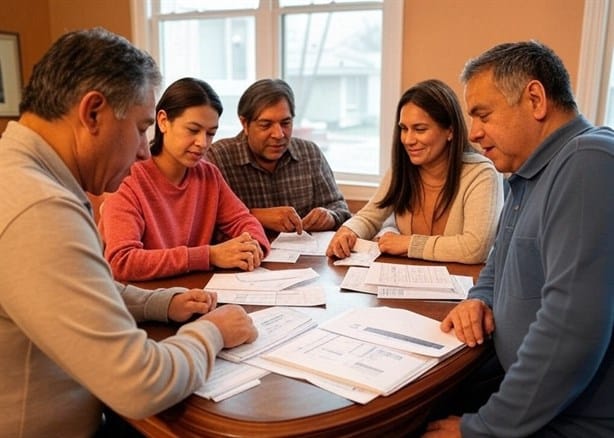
left=340, top=263, right=472, bottom=300
left=332, top=238, right=381, bottom=267
left=264, top=231, right=335, bottom=261
left=205, top=267, right=325, bottom=306
left=219, top=306, right=317, bottom=363
left=258, top=307, right=464, bottom=402
left=194, top=358, right=269, bottom=402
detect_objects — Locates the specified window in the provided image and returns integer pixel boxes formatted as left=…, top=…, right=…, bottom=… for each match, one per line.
left=132, top=0, right=403, bottom=194
left=576, top=0, right=614, bottom=127
left=602, top=2, right=614, bottom=127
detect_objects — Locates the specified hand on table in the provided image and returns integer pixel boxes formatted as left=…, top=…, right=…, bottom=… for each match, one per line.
left=210, top=232, right=263, bottom=271
left=326, top=226, right=358, bottom=259
left=440, top=299, right=494, bottom=347
left=168, top=289, right=217, bottom=322
left=377, top=232, right=410, bottom=256
left=201, top=304, right=258, bottom=348
left=302, top=207, right=335, bottom=232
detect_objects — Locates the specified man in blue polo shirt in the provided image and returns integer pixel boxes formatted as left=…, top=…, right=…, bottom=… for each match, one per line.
left=424, top=41, right=613, bottom=437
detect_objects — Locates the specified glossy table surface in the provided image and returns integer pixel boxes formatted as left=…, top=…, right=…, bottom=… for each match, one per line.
left=129, top=255, right=489, bottom=438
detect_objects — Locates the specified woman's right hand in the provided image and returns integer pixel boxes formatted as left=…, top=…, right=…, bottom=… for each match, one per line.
left=209, top=232, right=263, bottom=271
left=326, top=226, right=358, bottom=259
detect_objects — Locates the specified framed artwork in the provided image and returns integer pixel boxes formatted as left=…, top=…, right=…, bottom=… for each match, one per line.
left=0, top=32, right=23, bottom=117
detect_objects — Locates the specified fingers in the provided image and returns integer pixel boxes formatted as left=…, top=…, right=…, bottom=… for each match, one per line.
left=302, top=208, right=334, bottom=231
left=441, top=299, right=491, bottom=347
left=327, top=228, right=356, bottom=258
left=230, top=233, right=263, bottom=271
left=288, top=211, right=303, bottom=234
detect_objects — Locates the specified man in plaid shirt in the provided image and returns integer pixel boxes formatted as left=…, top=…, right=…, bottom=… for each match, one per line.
left=206, top=79, right=351, bottom=234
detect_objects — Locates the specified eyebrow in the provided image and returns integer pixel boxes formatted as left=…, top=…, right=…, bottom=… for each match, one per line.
left=254, top=117, right=293, bottom=123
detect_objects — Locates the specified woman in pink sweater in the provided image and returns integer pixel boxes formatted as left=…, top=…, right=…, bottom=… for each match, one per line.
left=100, top=78, right=269, bottom=281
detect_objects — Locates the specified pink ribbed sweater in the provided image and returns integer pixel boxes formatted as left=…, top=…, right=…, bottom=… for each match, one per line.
left=100, top=159, right=269, bottom=281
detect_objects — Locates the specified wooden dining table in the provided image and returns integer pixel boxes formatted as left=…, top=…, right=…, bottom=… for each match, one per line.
left=127, top=254, right=490, bottom=437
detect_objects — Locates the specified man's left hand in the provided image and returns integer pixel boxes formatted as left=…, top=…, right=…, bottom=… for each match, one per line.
left=302, top=207, right=335, bottom=231
left=422, top=416, right=462, bottom=438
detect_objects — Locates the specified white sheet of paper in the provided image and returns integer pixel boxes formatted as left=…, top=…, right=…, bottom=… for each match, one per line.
left=333, top=238, right=381, bottom=267
left=205, top=267, right=320, bottom=291
left=216, top=285, right=326, bottom=306
left=340, top=267, right=471, bottom=300
left=263, top=248, right=301, bottom=263
left=377, top=275, right=473, bottom=300
left=194, top=358, right=269, bottom=401
left=219, top=307, right=317, bottom=362
left=246, top=356, right=379, bottom=404
left=364, top=262, right=454, bottom=291
left=270, top=231, right=335, bottom=256
left=319, top=306, right=464, bottom=358
left=262, top=328, right=438, bottom=395
left=339, top=266, right=378, bottom=294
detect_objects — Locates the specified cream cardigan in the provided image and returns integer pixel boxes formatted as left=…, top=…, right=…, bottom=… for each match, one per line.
left=343, top=153, right=504, bottom=263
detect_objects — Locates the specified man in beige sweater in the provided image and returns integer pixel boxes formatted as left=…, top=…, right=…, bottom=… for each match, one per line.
left=0, top=28, right=257, bottom=437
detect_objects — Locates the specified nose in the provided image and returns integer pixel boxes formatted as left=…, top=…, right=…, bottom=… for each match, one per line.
left=401, top=129, right=415, bottom=146
left=468, top=120, right=483, bottom=143
left=137, top=137, right=151, bottom=161
left=270, top=123, right=285, bottom=139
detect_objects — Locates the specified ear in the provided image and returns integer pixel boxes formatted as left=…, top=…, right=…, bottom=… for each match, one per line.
left=78, top=91, right=106, bottom=134
left=157, top=110, right=169, bottom=133
left=447, top=128, right=453, bottom=142
left=525, top=80, right=547, bottom=121
left=239, top=116, right=249, bottom=135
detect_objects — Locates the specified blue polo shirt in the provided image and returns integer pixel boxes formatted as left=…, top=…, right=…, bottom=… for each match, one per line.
left=463, top=116, right=614, bottom=437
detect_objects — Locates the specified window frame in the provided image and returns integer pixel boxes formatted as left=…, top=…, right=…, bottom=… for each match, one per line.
left=575, top=0, right=613, bottom=126
left=130, top=0, right=403, bottom=200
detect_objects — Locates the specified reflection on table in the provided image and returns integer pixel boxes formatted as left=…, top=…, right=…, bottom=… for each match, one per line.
left=129, top=255, right=490, bottom=438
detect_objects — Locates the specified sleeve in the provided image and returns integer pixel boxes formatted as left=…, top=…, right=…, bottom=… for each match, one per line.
left=311, top=147, right=352, bottom=227
left=99, top=185, right=199, bottom=282
left=1, top=196, right=224, bottom=419
left=462, top=147, right=614, bottom=437
left=343, top=170, right=395, bottom=239
left=467, top=247, right=496, bottom=308
left=408, top=163, right=503, bottom=263
left=212, top=167, right=271, bottom=253
left=118, top=283, right=186, bottom=323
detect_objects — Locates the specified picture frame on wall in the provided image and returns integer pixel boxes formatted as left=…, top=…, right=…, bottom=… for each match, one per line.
left=0, top=31, right=23, bottom=117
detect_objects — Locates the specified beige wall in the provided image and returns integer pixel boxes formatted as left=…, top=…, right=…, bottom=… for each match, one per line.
left=0, top=0, right=131, bottom=132
left=0, top=0, right=585, bottom=135
left=47, top=0, right=131, bottom=41
left=402, top=0, right=584, bottom=104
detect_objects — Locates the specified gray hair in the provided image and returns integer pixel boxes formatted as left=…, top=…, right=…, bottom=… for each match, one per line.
left=237, top=78, right=295, bottom=122
left=461, top=40, right=577, bottom=111
left=20, top=27, right=161, bottom=120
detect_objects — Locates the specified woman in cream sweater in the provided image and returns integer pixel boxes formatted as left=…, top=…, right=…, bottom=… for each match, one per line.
left=327, top=79, right=503, bottom=264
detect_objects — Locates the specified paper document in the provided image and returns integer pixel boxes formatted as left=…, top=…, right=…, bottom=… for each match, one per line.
left=216, top=285, right=326, bottom=306
left=341, top=267, right=472, bottom=300
left=194, top=358, right=269, bottom=402
left=270, top=231, right=335, bottom=256
left=219, top=307, right=316, bottom=363
left=333, top=238, right=381, bottom=267
left=364, top=262, right=454, bottom=291
left=205, top=267, right=319, bottom=291
left=263, top=248, right=301, bottom=263
left=320, top=306, right=464, bottom=358
left=262, top=328, right=438, bottom=395
left=246, top=356, right=380, bottom=404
